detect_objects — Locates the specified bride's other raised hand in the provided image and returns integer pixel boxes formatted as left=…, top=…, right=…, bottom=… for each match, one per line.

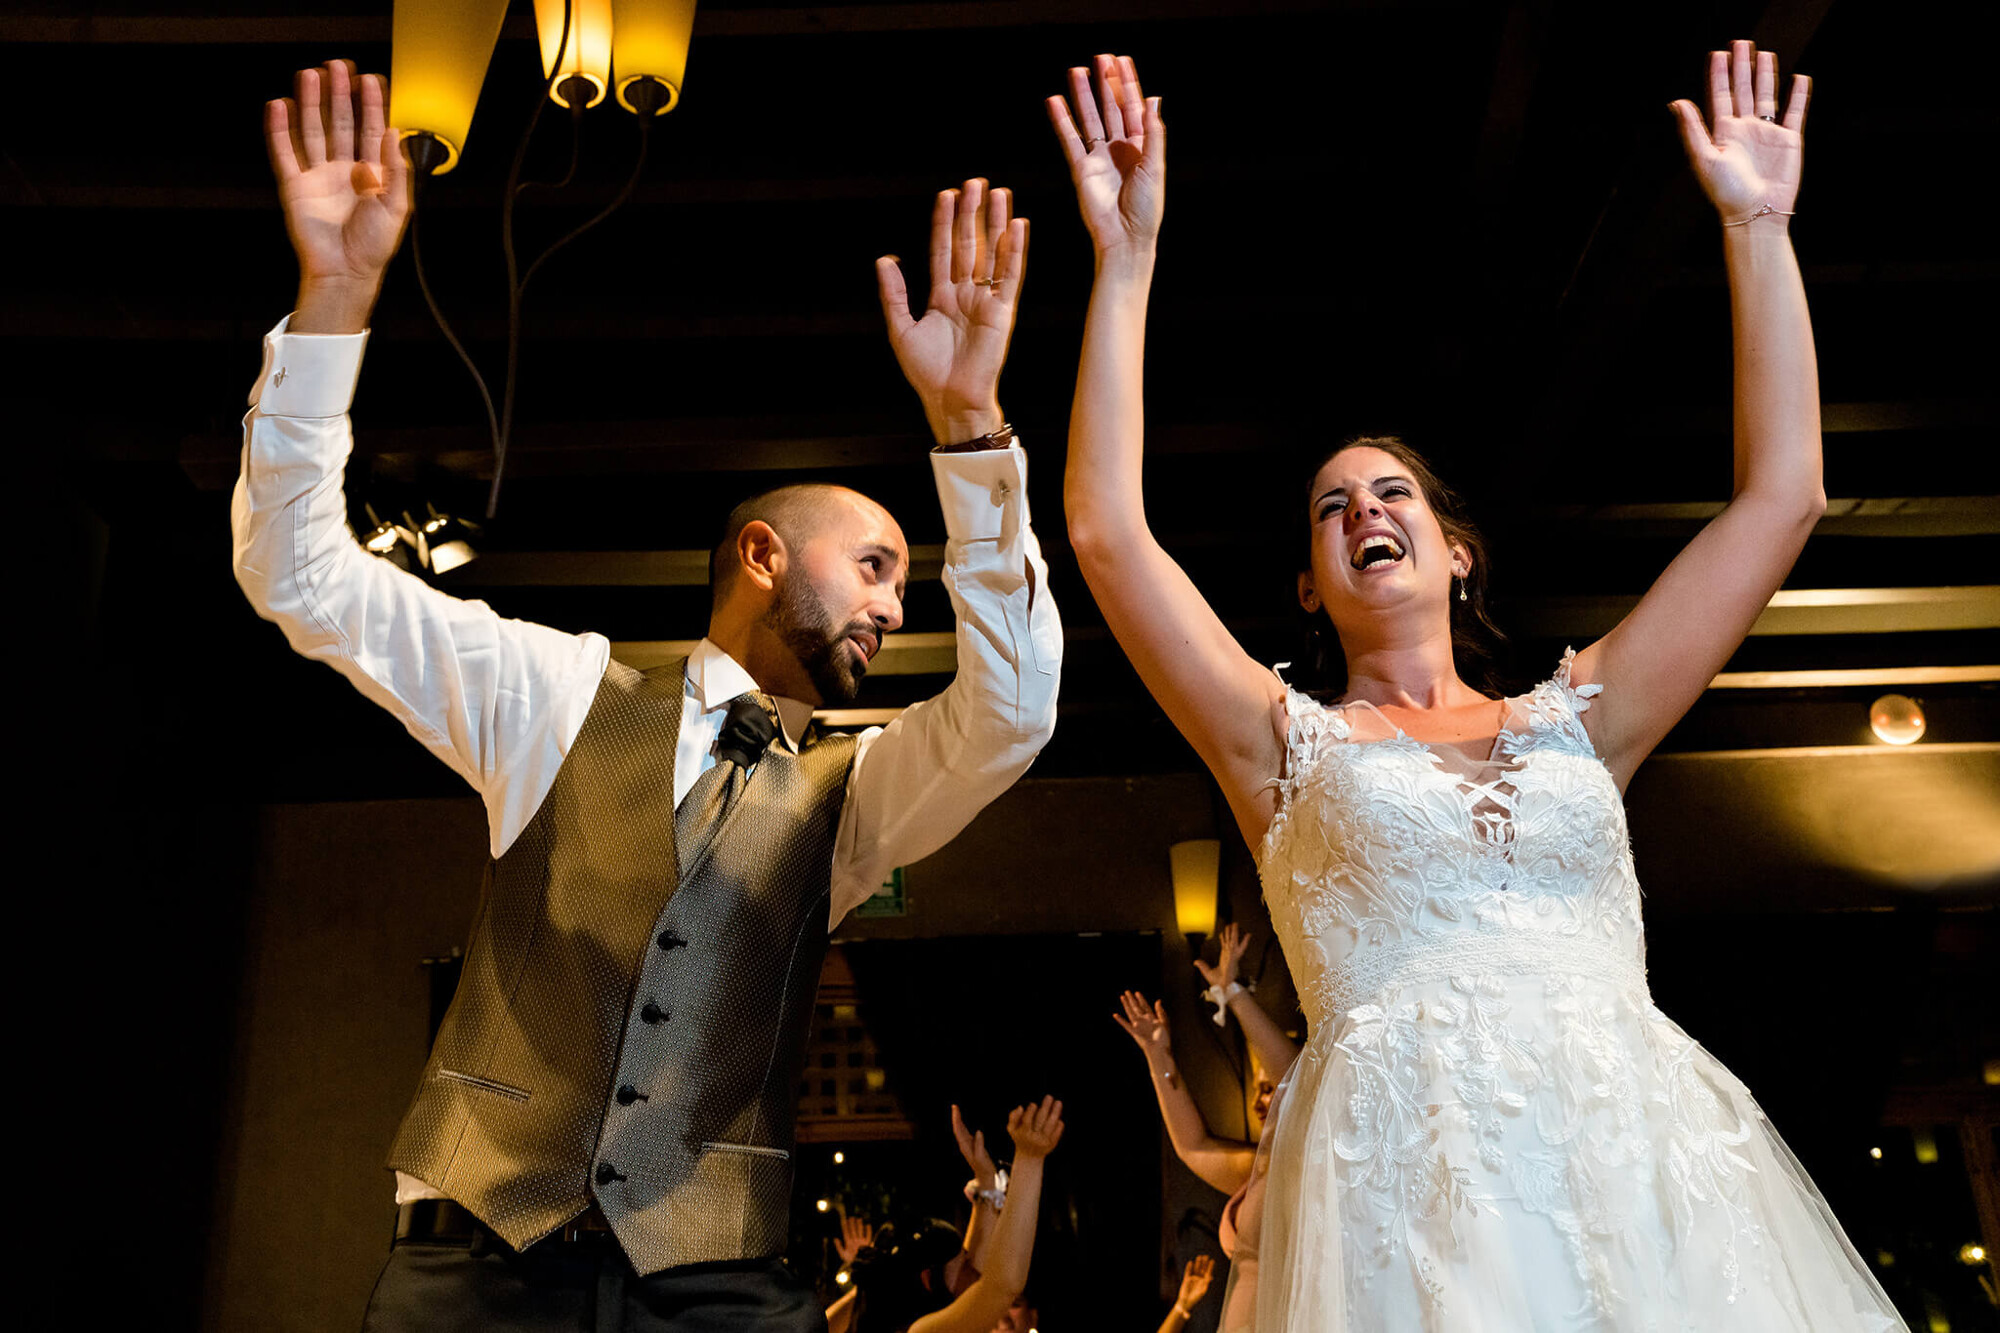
left=1670, top=40, right=1809, bottom=226
left=1046, top=54, right=1164, bottom=263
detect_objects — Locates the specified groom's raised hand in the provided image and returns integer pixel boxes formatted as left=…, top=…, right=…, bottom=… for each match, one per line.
left=875, top=178, right=1028, bottom=446
left=266, top=60, right=413, bottom=334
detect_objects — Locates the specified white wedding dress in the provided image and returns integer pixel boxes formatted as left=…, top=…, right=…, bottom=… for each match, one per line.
left=1248, top=651, right=1906, bottom=1332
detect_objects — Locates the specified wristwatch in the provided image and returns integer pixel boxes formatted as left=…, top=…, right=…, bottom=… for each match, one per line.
left=933, top=421, right=1016, bottom=453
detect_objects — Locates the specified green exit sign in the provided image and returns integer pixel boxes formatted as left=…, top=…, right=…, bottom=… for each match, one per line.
left=853, top=866, right=907, bottom=918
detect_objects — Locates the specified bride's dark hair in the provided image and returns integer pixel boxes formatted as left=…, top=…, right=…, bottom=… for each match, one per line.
left=1294, top=435, right=1509, bottom=700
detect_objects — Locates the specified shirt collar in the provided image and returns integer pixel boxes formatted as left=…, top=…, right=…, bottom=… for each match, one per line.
left=687, top=638, right=811, bottom=752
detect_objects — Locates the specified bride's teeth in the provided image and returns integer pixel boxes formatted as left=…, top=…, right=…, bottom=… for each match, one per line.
left=1351, top=535, right=1406, bottom=569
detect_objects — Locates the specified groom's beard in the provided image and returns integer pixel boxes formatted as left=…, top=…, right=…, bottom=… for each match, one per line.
left=766, top=573, right=869, bottom=705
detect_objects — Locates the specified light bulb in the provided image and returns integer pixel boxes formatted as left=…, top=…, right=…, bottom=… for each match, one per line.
left=1869, top=693, right=1925, bottom=745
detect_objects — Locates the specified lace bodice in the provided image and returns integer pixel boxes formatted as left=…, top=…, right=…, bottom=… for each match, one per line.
left=1256, top=648, right=1644, bottom=1031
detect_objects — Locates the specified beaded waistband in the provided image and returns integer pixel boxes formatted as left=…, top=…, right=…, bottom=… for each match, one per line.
left=1313, top=931, right=1649, bottom=1020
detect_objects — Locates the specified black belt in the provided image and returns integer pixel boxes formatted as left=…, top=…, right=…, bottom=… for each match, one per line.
left=395, top=1198, right=617, bottom=1245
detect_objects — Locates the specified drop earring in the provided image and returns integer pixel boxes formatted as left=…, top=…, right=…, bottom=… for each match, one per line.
left=1456, top=574, right=1468, bottom=603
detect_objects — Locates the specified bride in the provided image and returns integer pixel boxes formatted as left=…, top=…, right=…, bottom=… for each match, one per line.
left=1047, top=42, right=1906, bottom=1331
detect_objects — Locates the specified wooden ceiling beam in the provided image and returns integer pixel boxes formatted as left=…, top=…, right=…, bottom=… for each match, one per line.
left=0, top=1, right=1361, bottom=47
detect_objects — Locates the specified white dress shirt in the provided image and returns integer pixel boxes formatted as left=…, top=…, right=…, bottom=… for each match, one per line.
left=231, top=314, right=1061, bottom=1203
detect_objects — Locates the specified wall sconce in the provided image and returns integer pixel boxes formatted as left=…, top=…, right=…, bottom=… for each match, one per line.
left=1869, top=693, right=1926, bottom=745
left=389, top=0, right=512, bottom=176
left=614, top=0, right=698, bottom=115
left=386, top=0, right=699, bottom=516
left=1170, top=839, right=1221, bottom=949
left=536, top=0, right=614, bottom=109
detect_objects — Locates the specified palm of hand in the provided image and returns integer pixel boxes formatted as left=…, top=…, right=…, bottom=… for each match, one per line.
left=1008, top=1097, right=1065, bottom=1156
left=282, top=160, right=402, bottom=284
left=1699, top=117, right=1802, bottom=215
left=1114, top=990, right=1170, bottom=1052
left=1074, top=143, right=1161, bottom=251
left=1194, top=925, right=1249, bottom=988
left=891, top=289, right=1014, bottom=423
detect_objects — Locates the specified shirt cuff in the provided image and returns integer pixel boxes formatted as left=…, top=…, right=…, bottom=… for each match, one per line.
left=247, top=312, right=369, bottom=417
left=930, top=441, right=1028, bottom=545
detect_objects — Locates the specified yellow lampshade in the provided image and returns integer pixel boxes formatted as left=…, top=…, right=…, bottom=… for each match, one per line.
left=389, top=0, right=512, bottom=174
left=535, top=0, right=614, bottom=109
left=1170, top=839, right=1221, bottom=938
left=611, top=0, right=698, bottom=115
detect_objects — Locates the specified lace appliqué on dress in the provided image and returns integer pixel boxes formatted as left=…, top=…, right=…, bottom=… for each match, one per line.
left=1253, top=650, right=1820, bottom=1327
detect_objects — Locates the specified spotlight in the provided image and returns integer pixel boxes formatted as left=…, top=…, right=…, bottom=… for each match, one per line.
left=835, top=1270, right=851, bottom=1286
left=1961, top=1243, right=1988, bottom=1265
left=832, top=1151, right=845, bottom=1165
left=1869, top=1146, right=1883, bottom=1160
left=815, top=1198, right=830, bottom=1212
left=1869, top=694, right=1925, bottom=745
left=417, top=503, right=481, bottom=574
left=360, top=504, right=423, bottom=572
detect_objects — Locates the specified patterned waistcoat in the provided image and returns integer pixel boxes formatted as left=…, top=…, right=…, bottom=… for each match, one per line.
left=387, top=658, right=858, bottom=1274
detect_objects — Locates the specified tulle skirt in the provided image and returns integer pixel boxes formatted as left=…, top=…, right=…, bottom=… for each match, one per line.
left=1251, top=977, right=1907, bottom=1332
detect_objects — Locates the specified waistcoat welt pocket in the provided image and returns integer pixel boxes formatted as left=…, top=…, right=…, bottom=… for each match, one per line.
left=438, top=1069, right=532, bottom=1102
left=701, top=1141, right=791, bottom=1162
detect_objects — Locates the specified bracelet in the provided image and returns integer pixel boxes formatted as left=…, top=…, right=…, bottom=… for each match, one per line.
left=1202, top=980, right=1244, bottom=1026
left=1723, top=203, right=1795, bottom=227
left=962, top=1166, right=1008, bottom=1210
left=933, top=421, right=1016, bottom=453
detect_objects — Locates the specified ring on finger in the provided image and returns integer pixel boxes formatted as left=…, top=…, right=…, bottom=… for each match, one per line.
left=1759, top=113, right=1777, bottom=122
left=973, top=277, right=1000, bottom=287
left=1082, top=136, right=1104, bottom=151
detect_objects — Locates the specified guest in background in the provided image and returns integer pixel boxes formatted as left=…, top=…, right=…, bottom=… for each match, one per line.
left=829, top=1104, right=1008, bottom=1332
left=846, top=1098, right=1065, bottom=1333
left=1115, top=926, right=1298, bottom=1332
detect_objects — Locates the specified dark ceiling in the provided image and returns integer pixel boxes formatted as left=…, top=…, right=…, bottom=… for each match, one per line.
left=15, top=0, right=1997, bottom=799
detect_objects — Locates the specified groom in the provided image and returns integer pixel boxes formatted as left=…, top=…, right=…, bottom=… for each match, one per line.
left=235, top=62, right=1058, bottom=1329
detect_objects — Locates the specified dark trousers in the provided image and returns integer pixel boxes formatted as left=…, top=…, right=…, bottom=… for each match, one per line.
left=361, top=1227, right=828, bottom=1333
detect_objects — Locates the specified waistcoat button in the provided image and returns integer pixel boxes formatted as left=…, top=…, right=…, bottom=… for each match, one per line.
left=657, top=931, right=686, bottom=951
left=616, top=1084, right=643, bottom=1105
left=641, top=1002, right=668, bottom=1024
left=595, top=1162, right=625, bottom=1185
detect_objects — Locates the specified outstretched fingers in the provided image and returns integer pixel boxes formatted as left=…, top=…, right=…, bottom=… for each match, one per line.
left=980, top=185, right=1010, bottom=283
left=1706, top=50, right=1730, bottom=126
left=326, top=60, right=356, bottom=162
left=1096, top=54, right=1127, bottom=142
left=1783, top=72, right=1811, bottom=132
left=1068, top=64, right=1107, bottom=148
left=1754, top=48, right=1778, bottom=121
left=954, top=177, right=985, bottom=284
left=265, top=97, right=302, bottom=182
left=357, top=71, right=386, bottom=169
left=1669, top=98, right=1713, bottom=166
left=1730, top=39, right=1754, bottom=119
left=874, top=254, right=915, bottom=338
left=1045, top=93, right=1088, bottom=167
left=927, top=188, right=955, bottom=294
left=992, top=216, right=1029, bottom=296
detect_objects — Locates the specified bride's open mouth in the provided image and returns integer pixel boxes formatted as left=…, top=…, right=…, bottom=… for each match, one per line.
left=1350, top=533, right=1407, bottom=573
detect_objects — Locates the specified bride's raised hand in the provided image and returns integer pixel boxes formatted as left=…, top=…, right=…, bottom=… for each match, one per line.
left=1046, top=54, right=1164, bottom=259
left=1670, top=40, right=1809, bottom=225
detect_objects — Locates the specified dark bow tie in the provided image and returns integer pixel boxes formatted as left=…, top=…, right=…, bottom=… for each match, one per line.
left=715, top=693, right=779, bottom=770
